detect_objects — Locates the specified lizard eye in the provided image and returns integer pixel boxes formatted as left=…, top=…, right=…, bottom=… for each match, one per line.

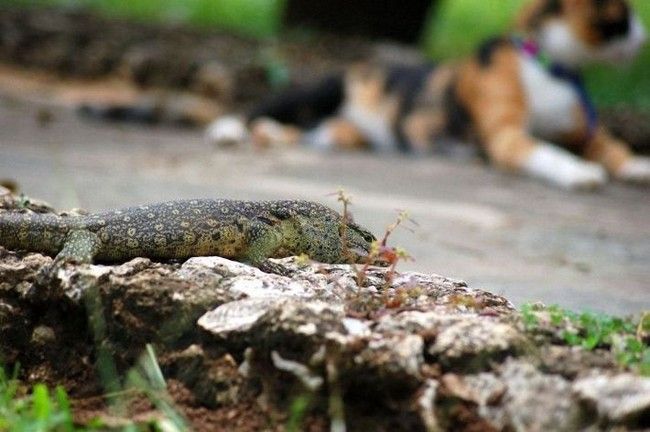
left=349, top=223, right=376, bottom=242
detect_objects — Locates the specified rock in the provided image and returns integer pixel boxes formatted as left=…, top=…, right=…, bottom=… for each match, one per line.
left=441, top=373, right=506, bottom=406
left=30, top=325, right=56, bottom=346
left=440, top=366, right=591, bottom=431
left=164, top=345, right=243, bottom=408
left=198, top=298, right=289, bottom=335
left=429, top=318, right=526, bottom=372
left=0, top=249, right=51, bottom=291
left=1, top=193, right=648, bottom=431
left=538, top=345, right=617, bottom=378
left=573, top=373, right=650, bottom=425
left=490, top=360, right=585, bottom=432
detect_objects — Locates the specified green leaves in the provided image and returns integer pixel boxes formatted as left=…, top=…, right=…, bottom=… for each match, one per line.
left=521, top=304, right=650, bottom=376
left=0, top=369, right=95, bottom=432
left=0, top=344, right=187, bottom=431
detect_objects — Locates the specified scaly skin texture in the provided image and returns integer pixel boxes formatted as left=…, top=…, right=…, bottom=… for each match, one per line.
left=0, top=199, right=376, bottom=266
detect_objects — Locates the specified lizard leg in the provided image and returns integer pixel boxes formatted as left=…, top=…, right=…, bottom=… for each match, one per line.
left=243, top=221, right=292, bottom=275
left=54, top=229, right=102, bottom=265
left=35, top=229, right=101, bottom=289
left=243, top=221, right=282, bottom=265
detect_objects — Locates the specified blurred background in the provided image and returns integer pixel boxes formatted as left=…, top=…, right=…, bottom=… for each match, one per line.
left=0, top=0, right=649, bottom=314
left=5, top=0, right=649, bottom=107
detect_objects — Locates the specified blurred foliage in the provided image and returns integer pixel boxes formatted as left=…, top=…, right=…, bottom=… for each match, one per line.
left=3, top=0, right=649, bottom=107
left=423, top=0, right=527, bottom=58
left=3, top=0, right=286, bottom=38
left=423, top=0, right=650, bottom=108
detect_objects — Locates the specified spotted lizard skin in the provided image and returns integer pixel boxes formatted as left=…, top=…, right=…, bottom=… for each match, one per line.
left=0, top=199, right=376, bottom=265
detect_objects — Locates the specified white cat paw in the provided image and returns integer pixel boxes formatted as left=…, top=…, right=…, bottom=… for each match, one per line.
left=617, top=157, right=650, bottom=183
left=205, top=116, right=248, bottom=147
left=558, top=161, right=607, bottom=190
left=524, top=144, right=607, bottom=190
left=250, top=118, right=302, bottom=148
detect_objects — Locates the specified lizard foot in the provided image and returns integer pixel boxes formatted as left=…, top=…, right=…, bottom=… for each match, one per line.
left=257, top=259, right=295, bottom=277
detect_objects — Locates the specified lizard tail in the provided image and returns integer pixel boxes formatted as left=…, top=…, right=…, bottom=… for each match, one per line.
left=0, top=212, right=70, bottom=255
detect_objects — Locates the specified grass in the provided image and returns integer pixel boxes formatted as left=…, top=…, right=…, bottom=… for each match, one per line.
left=521, top=304, right=650, bottom=375
left=0, top=345, right=188, bottom=431
left=0, top=364, right=101, bottom=432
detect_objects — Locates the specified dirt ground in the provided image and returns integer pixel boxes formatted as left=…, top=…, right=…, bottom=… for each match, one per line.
left=0, top=97, right=648, bottom=315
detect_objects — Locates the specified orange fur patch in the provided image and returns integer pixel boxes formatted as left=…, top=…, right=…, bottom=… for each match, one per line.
left=456, top=46, right=536, bottom=169
left=327, top=119, right=369, bottom=150
left=583, top=128, right=633, bottom=173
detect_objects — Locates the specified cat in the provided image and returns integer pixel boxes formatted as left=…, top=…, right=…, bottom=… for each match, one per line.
left=207, top=0, right=649, bottom=189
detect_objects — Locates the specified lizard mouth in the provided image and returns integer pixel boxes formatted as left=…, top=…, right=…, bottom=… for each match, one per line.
left=347, top=246, right=370, bottom=263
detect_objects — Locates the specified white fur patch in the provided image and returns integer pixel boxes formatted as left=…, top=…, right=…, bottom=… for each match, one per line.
left=519, top=55, right=580, bottom=140
left=340, top=104, right=399, bottom=152
left=204, top=115, right=248, bottom=146
left=617, top=157, right=650, bottom=183
left=523, top=143, right=607, bottom=189
left=304, top=122, right=337, bottom=151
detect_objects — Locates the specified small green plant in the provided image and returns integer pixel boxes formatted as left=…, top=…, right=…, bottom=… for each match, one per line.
left=332, top=189, right=415, bottom=289
left=521, top=304, right=650, bottom=375
left=356, top=210, right=415, bottom=292
left=125, top=344, right=189, bottom=432
left=285, top=393, right=313, bottom=432
left=333, top=188, right=353, bottom=261
left=0, top=364, right=99, bottom=432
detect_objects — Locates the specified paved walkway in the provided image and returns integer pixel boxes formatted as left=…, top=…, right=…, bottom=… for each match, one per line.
left=1, top=99, right=648, bottom=314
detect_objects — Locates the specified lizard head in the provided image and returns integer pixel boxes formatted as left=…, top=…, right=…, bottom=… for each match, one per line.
left=270, top=201, right=378, bottom=265
left=341, top=220, right=377, bottom=264
left=290, top=211, right=377, bottom=264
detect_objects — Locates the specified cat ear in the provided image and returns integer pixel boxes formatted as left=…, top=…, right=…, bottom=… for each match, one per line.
left=562, top=0, right=590, bottom=14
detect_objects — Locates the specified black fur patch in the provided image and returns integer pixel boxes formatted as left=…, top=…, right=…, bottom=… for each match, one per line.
left=247, top=75, right=344, bottom=128
left=477, top=37, right=512, bottom=67
left=526, top=0, right=562, bottom=30
left=594, top=0, right=630, bottom=41
left=443, top=81, right=472, bottom=139
left=387, top=63, right=436, bottom=116
left=388, top=63, right=437, bottom=151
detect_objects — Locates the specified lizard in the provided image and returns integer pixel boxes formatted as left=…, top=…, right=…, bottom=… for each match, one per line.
left=0, top=199, right=377, bottom=272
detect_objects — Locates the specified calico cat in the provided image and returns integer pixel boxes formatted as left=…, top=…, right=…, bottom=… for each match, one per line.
left=208, top=0, right=649, bottom=189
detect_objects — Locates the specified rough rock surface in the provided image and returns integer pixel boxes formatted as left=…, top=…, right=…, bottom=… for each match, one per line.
left=1, top=191, right=648, bottom=431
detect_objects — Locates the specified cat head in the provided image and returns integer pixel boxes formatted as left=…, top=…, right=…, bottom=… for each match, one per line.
left=517, top=0, right=647, bottom=67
